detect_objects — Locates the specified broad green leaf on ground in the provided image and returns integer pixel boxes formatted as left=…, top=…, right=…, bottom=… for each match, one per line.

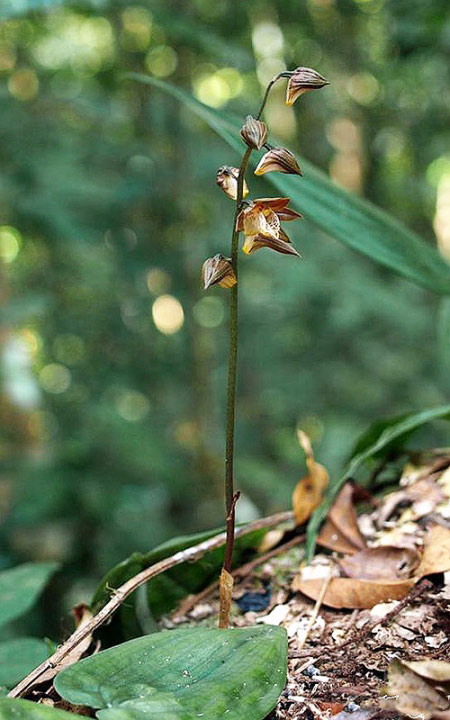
left=91, top=527, right=265, bottom=642
left=129, top=74, right=450, bottom=295
left=0, top=563, right=58, bottom=629
left=0, top=638, right=49, bottom=689
left=55, top=626, right=287, bottom=720
left=306, top=404, right=450, bottom=561
left=0, top=699, right=83, bottom=719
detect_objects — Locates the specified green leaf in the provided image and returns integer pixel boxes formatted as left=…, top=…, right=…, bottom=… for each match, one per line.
left=0, top=638, right=49, bottom=688
left=91, top=527, right=265, bottom=643
left=0, top=699, right=83, bottom=719
left=128, top=74, right=450, bottom=295
left=0, top=563, right=58, bottom=629
left=55, top=626, right=287, bottom=720
left=306, top=403, right=450, bottom=560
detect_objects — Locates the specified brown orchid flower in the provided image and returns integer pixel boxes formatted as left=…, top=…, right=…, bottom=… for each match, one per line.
left=242, top=233, right=300, bottom=257
left=254, top=147, right=302, bottom=176
left=216, top=166, right=249, bottom=200
left=202, top=254, right=237, bottom=290
left=285, top=67, right=329, bottom=106
left=237, top=198, right=302, bottom=256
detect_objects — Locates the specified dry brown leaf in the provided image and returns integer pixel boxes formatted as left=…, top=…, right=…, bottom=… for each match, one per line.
left=416, top=525, right=450, bottom=578
left=340, top=546, right=420, bottom=580
left=218, top=567, right=234, bottom=629
left=317, top=518, right=362, bottom=555
left=292, top=430, right=329, bottom=526
left=403, top=659, right=450, bottom=683
left=316, top=482, right=366, bottom=554
left=383, top=660, right=450, bottom=719
left=293, top=576, right=414, bottom=609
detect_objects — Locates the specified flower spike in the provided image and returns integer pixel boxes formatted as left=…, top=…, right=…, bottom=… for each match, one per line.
left=202, top=254, right=237, bottom=290
left=254, top=147, right=302, bottom=176
left=285, top=67, right=329, bottom=106
left=216, top=166, right=249, bottom=200
left=240, top=115, right=268, bottom=150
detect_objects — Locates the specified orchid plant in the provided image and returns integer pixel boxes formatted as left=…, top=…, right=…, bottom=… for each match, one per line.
left=201, top=67, right=329, bottom=627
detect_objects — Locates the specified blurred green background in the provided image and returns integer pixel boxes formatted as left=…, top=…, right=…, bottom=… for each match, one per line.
left=0, top=0, right=449, bottom=633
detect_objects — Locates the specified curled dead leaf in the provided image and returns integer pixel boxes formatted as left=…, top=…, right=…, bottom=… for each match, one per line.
left=383, top=660, right=450, bottom=719
left=340, top=546, right=420, bottom=581
left=415, top=525, right=450, bottom=578
left=292, top=430, right=329, bottom=527
left=218, top=567, right=234, bottom=629
left=317, top=483, right=366, bottom=554
left=402, top=659, right=450, bottom=683
left=293, top=576, right=414, bottom=609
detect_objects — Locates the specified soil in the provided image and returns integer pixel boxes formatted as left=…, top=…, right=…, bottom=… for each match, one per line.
left=162, top=453, right=450, bottom=720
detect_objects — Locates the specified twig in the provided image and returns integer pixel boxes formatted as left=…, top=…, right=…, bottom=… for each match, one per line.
left=8, top=510, right=293, bottom=699
left=297, top=570, right=332, bottom=651
left=172, top=533, right=305, bottom=619
left=331, top=578, right=432, bottom=653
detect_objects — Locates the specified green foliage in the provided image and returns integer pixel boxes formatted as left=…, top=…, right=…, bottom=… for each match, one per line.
left=0, top=563, right=58, bottom=629
left=130, top=74, right=450, bottom=295
left=54, top=626, right=287, bottom=720
left=91, top=527, right=265, bottom=642
left=0, top=0, right=448, bottom=647
left=306, top=404, right=450, bottom=559
left=0, top=638, right=48, bottom=689
left=0, top=699, right=81, bottom=719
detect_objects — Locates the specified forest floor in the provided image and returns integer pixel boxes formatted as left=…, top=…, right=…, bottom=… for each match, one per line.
left=163, top=452, right=450, bottom=720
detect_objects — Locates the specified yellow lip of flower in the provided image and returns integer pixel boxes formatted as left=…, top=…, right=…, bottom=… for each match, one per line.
left=242, top=232, right=300, bottom=257
left=202, top=254, right=237, bottom=290
left=254, top=147, right=302, bottom=177
left=216, top=166, right=249, bottom=200
left=285, top=67, right=329, bottom=106
left=240, top=204, right=280, bottom=241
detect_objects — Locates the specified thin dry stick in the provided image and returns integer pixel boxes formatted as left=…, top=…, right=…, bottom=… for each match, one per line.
left=8, top=510, right=293, bottom=699
left=172, top=533, right=305, bottom=620
left=297, top=569, right=332, bottom=651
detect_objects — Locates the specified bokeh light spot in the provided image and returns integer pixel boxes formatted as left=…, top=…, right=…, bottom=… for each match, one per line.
left=0, top=225, right=21, bottom=263
left=121, top=6, right=152, bottom=51
left=145, top=45, right=178, bottom=77
left=347, top=72, right=379, bottom=105
left=8, top=68, right=39, bottom=101
left=39, top=363, right=71, bottom=394
left=152, top=294, right=184, bottom=335
left=0, top=226, right=21, bottom=263
left=115, top=390, right=150, bottom=422
left=194, top=73, right=231, bottom=108
left=146, top=267, right=171, bottom=294
left=193, top=296, right=224, bottom=328
left=252, top=22, right=284, bottom=58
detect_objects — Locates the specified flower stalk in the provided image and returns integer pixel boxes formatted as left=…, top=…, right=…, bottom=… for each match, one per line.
left=204, top=66, right=328, bottom=628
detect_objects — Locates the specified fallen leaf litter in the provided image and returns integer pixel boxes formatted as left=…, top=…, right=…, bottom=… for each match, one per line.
left=164, top=450, right=450, bottom=719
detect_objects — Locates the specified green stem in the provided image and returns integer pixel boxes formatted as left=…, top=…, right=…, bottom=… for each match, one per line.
left=222, top=74, right=283, bottom=581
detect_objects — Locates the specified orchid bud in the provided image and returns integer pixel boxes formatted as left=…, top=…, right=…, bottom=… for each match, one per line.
left=202, top=254, right=237, bottom=290
left=216, top=166, right=249, bottom=200
left=240, top=115, right=268, bottom=150
left=285, top=67, right=329, bottom=106
left=254, top=147, right=302, bottom=176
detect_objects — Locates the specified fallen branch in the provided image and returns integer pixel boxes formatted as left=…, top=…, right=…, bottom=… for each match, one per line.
left=172, top=533, right=306, bottom=619
left=8, top=510, right=293, bottom=699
